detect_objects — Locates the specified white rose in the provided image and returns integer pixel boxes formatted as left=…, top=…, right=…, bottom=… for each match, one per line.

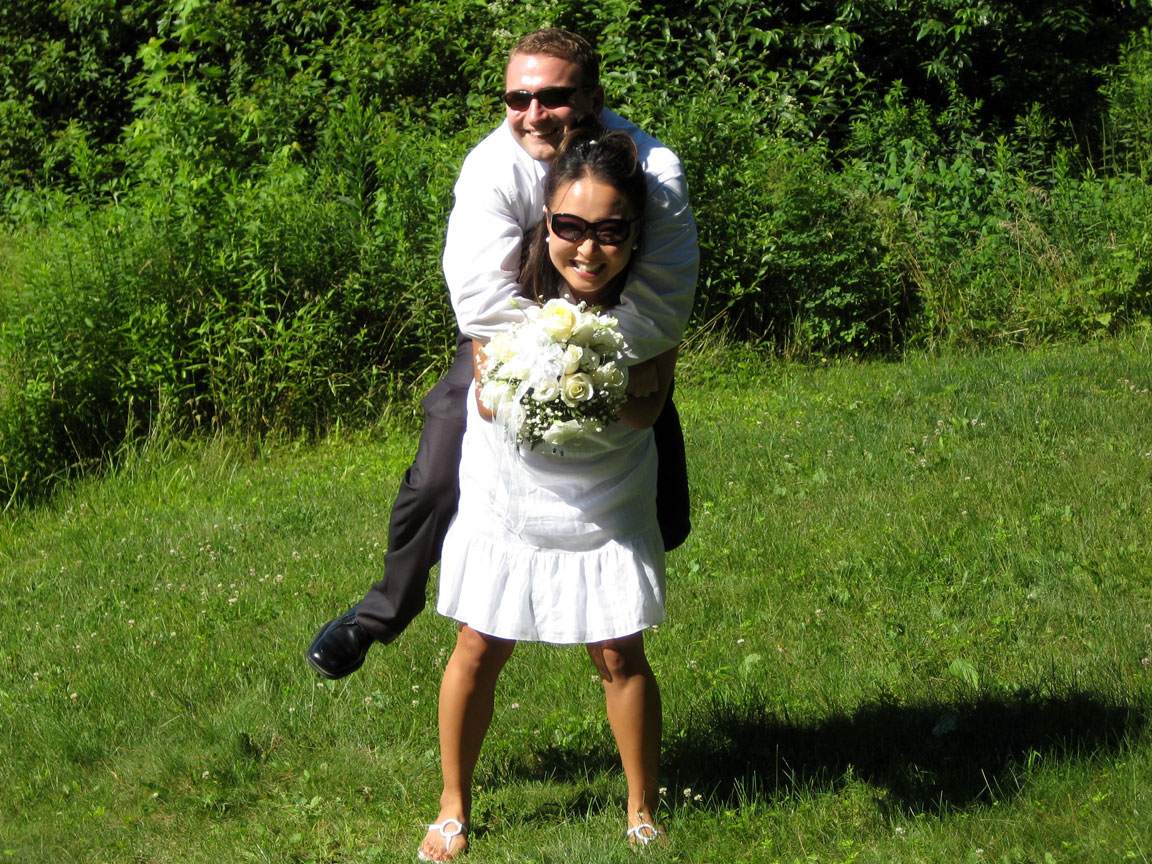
left=569, top=309, right=600, bottom=346
left=500, top=355, right=533, bottom=381
left=537, top=298, right=577, bottom=341
left=561, top=372, right=595, bottom=407
left=487, top=331, right=515, bottom=364
left=592, top=361, right=626, bottom=392
left=531, top=377, right=561, bottom=402
left=591, top=322, right=625, bottom=355
left=479, top=379, right=515, bottom=412
left=542, top=418, right=590, bottom=446
left=561, top=344, right=584, bottom=374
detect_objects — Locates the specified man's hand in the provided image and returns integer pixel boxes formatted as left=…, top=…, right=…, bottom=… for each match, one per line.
left=626, top=358, right=659, bottom=398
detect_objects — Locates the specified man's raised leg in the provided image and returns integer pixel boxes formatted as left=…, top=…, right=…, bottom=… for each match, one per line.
left=306, top=338, right=473, bottom=679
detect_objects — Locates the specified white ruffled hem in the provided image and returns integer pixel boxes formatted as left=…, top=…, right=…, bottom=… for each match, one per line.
left=437, top=517, right=665, bottom=644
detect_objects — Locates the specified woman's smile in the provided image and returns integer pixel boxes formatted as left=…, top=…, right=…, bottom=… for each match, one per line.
left=570, top=258, right=607, bottom=278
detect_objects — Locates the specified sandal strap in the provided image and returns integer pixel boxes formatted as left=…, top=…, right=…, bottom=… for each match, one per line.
left=427, top=819, right=466, bottom=854
left=627, top=821, right=661, bottom=844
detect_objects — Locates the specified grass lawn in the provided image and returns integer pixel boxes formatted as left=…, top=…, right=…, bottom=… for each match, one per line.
left=2, top=336, right=1150, bottom=863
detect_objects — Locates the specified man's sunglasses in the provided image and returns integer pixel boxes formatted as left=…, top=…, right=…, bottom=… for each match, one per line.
left=548, top=211, right=636, bottom=246
left=501, top=86, right=586, bottom=110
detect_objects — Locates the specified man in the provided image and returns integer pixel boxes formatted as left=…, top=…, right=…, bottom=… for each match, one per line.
left=306, top=28, right=698, bottom=680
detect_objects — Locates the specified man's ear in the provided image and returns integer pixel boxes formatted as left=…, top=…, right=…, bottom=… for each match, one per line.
left=590, top=86, right=605, bottom=116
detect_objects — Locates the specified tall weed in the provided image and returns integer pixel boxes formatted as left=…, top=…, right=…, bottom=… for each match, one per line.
left=1103, top=27, right=1152, bottom=177
left=0, top=92, right=469, bottom=503
left=0, top=206, right=146, bottom=504
left=4, top=2, right=1152, bottom=504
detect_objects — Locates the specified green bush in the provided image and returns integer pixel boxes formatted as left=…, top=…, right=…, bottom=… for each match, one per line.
left=671, top=110, right=901, bottom=354
left=1103, top=27, right=1152, bottom=176
left=840, top=83, right=1152, bottom=348
left=1, top=206, right=143, bottom=504
left=1, top=89, right=471, bottom=503
left=3, top=1, right=1152, bottom=504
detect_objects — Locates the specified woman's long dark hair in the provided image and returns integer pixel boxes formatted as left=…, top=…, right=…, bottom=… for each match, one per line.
left=519, top=126, right=647, bottom=309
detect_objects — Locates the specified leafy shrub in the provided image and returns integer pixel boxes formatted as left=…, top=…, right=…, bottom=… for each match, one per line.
left=1103, top=27, right=1152, bottom=176
left=1, top=84, right=471, bottom=503
left=669, top=109, right=901, bottom=354
left=844, top=81, right=1152, bottom=348
left=4, top=1, right=1152, bottom=504
left=0, top=207, right=145, bottom=504
left=115, top=100, right=465, bottom=438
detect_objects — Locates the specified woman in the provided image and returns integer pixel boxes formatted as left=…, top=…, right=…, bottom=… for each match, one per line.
left=420, top=128, right=678, bottom=861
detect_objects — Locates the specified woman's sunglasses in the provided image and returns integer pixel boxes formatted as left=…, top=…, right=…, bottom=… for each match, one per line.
left=501, top=86, right=585, bottom=110
left=548, top=212, right=636, bottom=246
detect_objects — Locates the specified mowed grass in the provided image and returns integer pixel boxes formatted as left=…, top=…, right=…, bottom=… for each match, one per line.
left=1, top=336, right=1150, bottom=863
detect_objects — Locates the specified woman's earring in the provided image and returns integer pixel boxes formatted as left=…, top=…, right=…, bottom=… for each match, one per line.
left=545, top=235, right=550, bottom=244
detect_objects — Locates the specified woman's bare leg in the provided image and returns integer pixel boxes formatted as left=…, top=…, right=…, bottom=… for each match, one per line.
left=587, top=631, right=663, bottom=836
left=421, top=625, right=515, bottom=861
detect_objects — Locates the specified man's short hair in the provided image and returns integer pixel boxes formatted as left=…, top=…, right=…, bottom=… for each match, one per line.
left=508, top=28, right=600, bottom=88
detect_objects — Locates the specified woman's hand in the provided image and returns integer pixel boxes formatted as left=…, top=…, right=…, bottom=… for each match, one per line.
left=472, top=340, right=493, bottom=420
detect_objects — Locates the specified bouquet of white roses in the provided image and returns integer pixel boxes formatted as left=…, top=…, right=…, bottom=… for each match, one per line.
left=479, top=298, right=629, bottom=450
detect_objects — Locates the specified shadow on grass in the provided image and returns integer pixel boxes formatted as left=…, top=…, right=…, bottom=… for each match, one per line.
left=507, top=685, right=1148, bottom=817
left=660, top=686, right=1149, bottom=815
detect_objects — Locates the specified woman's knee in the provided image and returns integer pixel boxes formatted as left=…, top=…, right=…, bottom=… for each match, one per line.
left=453, top=625, right=515, bottom=676
left=587, top=633, right=649, bottom=682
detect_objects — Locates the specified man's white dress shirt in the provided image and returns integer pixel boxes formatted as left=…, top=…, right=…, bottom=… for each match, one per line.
left=443, top=109, right=699, bottom=362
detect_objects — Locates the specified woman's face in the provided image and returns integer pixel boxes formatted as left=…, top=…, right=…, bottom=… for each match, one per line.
left=545, top=176, right=638, bottom=304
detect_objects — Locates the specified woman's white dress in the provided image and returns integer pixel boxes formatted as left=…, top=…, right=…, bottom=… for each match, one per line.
left=436, top=381, right=666, bottom=643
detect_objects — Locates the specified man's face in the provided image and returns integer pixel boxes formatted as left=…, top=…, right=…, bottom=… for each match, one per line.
left=504, top=52, right=604, bottom=162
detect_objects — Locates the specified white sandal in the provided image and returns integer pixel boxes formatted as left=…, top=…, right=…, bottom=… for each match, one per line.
left=417, top=818, right=467, bottom=861
left=626, top=820, right=664, bottom=846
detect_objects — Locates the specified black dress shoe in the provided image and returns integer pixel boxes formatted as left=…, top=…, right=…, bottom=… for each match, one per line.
left=306, top=607, right=374, bottom=679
